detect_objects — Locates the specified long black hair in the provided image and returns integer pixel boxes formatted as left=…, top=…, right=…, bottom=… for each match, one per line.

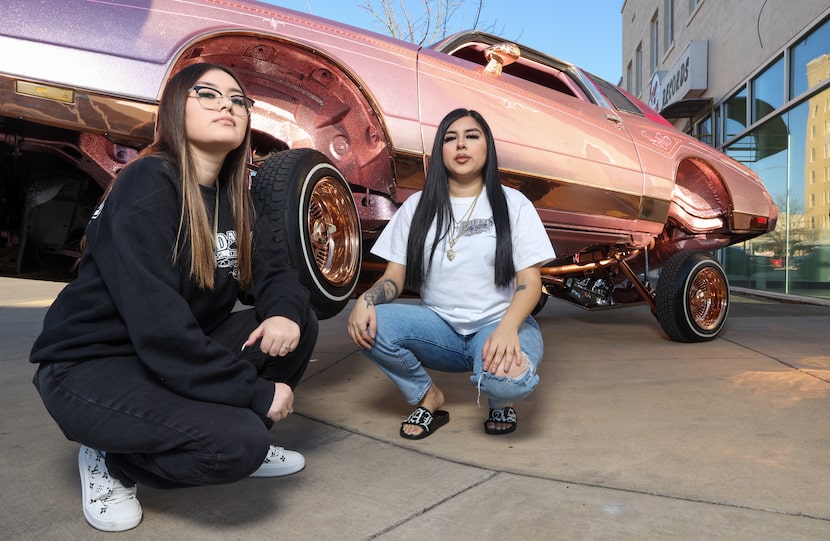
left=404, top=108, right=514, bottom=290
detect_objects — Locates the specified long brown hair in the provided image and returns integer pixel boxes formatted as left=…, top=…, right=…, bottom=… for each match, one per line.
left=142, top=63, right=255, bottom=290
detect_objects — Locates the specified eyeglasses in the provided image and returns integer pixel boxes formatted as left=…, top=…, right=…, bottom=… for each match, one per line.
left=188, top=85, right=255, bottom=117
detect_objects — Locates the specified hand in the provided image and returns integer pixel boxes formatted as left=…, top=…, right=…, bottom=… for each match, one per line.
left=348, top=267, right=404, bottom=349
left=243, top=316, right=300, bottom=357
left=482, top=325, right=522, bottom=375
left=347, top=298, right=377, bottom=349
left=266, top=382, right=295, bottom=423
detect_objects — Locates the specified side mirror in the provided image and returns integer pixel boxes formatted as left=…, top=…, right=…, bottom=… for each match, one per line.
left=483, top=43, right=520, bottom=76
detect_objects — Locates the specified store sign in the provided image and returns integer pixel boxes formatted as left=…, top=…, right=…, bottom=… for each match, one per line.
left=648, top=72, right=663, bottom=111
left=647, top=40, right=708, bottom=112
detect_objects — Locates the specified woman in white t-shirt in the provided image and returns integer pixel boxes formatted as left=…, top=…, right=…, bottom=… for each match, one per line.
left=347, top=108, right=555, bottom=439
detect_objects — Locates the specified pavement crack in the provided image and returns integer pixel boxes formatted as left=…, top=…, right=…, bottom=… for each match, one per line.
left=363, top=471, right=501, bottom=540
left=722, top=337, right=830, bottom=384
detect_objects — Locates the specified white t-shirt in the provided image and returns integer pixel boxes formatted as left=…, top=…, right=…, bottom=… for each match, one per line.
left=371, top=185, right=555, bottom=335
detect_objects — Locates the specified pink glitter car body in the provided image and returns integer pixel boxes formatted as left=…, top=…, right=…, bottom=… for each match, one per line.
left=0, top=0, right=777, bottom=341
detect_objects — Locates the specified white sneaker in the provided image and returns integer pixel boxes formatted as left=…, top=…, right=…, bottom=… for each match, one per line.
left=249, top=445, right=305, bottom=477
left=78, top=446, right=143, bottom=531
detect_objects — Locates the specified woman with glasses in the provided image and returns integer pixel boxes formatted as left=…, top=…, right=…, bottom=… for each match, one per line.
left=30, top=63, right=317, bottom=532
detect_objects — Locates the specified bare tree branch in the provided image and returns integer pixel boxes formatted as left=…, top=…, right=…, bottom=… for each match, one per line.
left=357, top=0, right=489, bottom=45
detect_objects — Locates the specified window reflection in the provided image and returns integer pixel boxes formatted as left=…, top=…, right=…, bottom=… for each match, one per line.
left=751, top=56, right=784, bottom=123
left=790, top=16, right=830, bottom=98
left=717, top=12, right=830, bottom=300
left=696, top=115, right=712, bottom=145
left=724, top=87, right=747, bottom=139
left=724, top=87, right=830, bottom=296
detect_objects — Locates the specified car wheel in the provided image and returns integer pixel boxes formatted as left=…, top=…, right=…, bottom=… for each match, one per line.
left=655, top=250, right=729, bottom=342
left=251, top=148, right=361, bottom=320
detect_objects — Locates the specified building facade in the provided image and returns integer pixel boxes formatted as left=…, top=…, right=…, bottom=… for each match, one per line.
left=622, top=0, right=830, bottom=299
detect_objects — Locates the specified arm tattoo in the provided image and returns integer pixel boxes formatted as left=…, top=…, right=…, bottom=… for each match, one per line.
left=515, top=283, right=527, bottom=293
left=363, top=279, right=399, bottom=307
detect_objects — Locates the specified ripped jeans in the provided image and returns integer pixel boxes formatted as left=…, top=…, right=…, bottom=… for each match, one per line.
left=364, top=304, right=543, bottom=409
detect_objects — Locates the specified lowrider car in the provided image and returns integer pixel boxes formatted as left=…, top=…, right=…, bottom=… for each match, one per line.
left=0, top=0, right=777, bottom=341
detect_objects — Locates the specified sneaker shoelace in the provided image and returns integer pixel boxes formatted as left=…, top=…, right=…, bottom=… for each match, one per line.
left=262, top=446, right=287, bottom=464
left=85, top=450, right=136, bottom=507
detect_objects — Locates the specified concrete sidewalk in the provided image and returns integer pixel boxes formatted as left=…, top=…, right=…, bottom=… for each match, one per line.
left=1, top=276, right=829, bottom=540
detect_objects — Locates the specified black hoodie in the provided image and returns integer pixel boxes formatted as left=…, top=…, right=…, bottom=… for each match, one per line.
left=30, top=155, right=309, bottom=417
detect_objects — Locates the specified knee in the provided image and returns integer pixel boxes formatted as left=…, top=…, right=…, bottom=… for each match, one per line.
left=288, top=307, right=317, bottom=360
left=503, top=353, right=531, bottom=379
left=476, top=357, right=539, bottom=403
left=303, top=307, right=319, bottom=343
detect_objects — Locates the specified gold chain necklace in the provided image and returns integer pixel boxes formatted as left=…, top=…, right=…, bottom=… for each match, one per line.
left=446, top=189, right=482, bottom=261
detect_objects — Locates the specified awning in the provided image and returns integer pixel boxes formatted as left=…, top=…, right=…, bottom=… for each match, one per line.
left=659, top=97, right=712, bottom=119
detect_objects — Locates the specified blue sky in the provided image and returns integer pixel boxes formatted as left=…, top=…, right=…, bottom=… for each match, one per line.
left=263, top=1, right=624, bottom=83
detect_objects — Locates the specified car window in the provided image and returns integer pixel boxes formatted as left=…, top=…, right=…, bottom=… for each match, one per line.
left=443, top=42, right=591, bottom=102
left=448, top=43, right=578, bottom=97
left=584, top=72, right=674, bottom=127
left=585, top=73, right=644, bottom=116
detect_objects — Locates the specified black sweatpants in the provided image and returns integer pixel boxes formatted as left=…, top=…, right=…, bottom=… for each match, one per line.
left=33, top=307, right=318, bottom=489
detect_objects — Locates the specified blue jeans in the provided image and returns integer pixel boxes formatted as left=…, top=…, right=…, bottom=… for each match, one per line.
left=364, top=304, right=543, bottom=409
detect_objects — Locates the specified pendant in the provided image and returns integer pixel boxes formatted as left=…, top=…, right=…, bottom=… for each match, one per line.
left=446, top=248, right=456, bottom=261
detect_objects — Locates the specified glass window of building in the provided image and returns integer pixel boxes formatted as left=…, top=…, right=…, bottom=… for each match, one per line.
left=635, top=44, right=643, bottom=96
left=696, top=115, right=712, bottom=146
left=724, top=88, right=830, bottom=296
left=663, top=0, right=674, bottom=52
left=724, top=87, right=748, bottom=140
left=650, top=12, right=659, bottom=74
left=751, top=56, right=784, bottom=123
left=790, top=16, right=830, bottom=98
